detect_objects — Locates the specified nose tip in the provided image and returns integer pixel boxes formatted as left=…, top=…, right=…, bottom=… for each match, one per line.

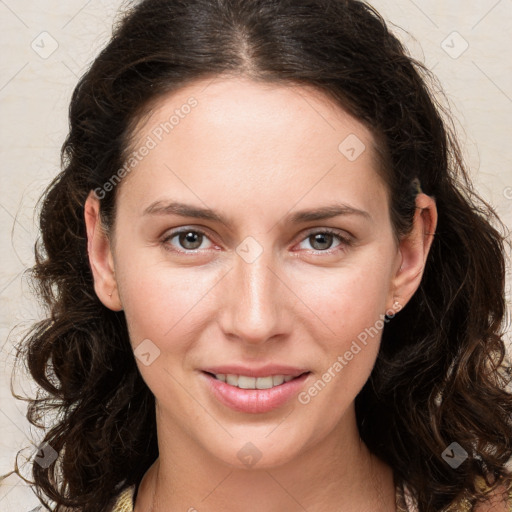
left=219, top=250, right=288, bottom=345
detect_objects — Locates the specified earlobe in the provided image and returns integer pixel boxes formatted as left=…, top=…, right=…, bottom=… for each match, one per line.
left=84, top=191, right=123, bottom=311
left=388, top=193, right=438, bottom=311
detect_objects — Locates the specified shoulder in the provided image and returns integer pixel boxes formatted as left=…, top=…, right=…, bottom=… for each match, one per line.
left=398, top=476, right=512, bottom=512
left=467, top=476, right=512, bottom=512
left=24, top=485, right=137, bottom=512
left=109, top=485, right=136, bottom=512
left=472, top=481, right=512, bottom=512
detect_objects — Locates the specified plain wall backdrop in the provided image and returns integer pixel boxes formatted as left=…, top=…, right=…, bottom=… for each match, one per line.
left=0, top=1, right=511, bottom=509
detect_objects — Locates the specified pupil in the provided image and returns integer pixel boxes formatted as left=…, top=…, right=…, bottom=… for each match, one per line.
left=312, top=233, right=332, bottom=250
left=181, top=232, right=201, bottom=249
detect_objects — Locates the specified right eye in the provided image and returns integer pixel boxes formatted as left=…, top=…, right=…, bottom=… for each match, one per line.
left=161, top=228, right=215, bottom=253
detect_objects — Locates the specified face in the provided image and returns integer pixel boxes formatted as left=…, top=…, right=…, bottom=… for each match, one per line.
left=85, top=76, right=436, bottom=470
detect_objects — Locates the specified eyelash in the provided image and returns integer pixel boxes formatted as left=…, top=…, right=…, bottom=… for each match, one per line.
left=160, top=227, right=353, bottom=256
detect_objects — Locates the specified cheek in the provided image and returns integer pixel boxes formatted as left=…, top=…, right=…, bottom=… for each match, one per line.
left=115, top=255, right=219, bottom=349
left=116, top=260, right=223, bottom=397
left=292, top=254, right=394, bottom=402
left=296, top=257, right=393, bottom=338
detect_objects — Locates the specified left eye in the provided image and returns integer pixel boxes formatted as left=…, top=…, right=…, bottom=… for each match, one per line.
left=297, top=229, right=350, bottom=252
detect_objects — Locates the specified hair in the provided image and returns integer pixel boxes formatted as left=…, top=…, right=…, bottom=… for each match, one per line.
left=11, top=0, right=512, bottom=511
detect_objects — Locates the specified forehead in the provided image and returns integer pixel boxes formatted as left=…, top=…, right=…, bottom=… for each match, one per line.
left=129, top=75, right=377, bottom=158
left=117, top=76, right=388, bottom=223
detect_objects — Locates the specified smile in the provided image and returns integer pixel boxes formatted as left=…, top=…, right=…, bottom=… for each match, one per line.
left=201, top=371, right=311, bottom=413
left=209, top=373, right=300, bottom=389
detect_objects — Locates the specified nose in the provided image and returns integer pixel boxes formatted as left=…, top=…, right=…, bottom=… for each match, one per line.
left=218, top=245, right=291, bottom=346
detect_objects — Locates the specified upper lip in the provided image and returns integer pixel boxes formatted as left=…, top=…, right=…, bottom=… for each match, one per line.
left=201, top=365, right=309, bottom=378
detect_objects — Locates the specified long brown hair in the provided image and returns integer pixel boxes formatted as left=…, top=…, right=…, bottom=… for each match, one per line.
left=12, top=0, right=512, bottom=510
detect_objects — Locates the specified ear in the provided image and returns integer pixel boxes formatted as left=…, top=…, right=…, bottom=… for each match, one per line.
left=387, top=193, right=438, bottom=311
left=84, top=191, right=123, bottom=311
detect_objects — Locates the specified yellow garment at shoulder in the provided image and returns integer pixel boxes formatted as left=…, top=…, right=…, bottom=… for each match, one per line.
left=110, top=485, right=135, bottom=512
left=397, top=475, right=512, bottom=512
left=447, top=476, right=512, bottom=512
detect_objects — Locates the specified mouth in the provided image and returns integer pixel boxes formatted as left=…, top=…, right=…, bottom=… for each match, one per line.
left=201, top=370, right=312, bottom=414
left=202, top=371, right=310, bottom=390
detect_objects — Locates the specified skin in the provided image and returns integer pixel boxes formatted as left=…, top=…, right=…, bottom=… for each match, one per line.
left=84, top=76, right=438, bottom=511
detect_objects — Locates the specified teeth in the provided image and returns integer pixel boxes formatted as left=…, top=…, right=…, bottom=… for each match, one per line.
left=272, top=375, right=284, bottom=387
left=226, top=374, right=238, bottom=386
left=214, top=373, right=298, bottom=389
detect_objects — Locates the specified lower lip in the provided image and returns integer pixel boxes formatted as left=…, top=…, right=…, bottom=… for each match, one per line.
left=201, top=372, right=310, bottom=414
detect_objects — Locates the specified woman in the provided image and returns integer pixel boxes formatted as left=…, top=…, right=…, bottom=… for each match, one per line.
left=13, top=0, right=512, bottom=511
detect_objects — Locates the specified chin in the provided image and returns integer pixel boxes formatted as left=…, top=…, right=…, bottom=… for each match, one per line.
left=202, top=426, right=312, bottom=471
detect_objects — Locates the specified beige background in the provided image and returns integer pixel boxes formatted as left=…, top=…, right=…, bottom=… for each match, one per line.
left=1, top=0, right=511, bottom=509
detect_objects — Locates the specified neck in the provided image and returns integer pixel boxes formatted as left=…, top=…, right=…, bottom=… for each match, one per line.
left=134, top=404, right=396, bottom=512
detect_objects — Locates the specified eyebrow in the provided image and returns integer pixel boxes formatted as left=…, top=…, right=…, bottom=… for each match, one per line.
left=142, top=200, right=371, bottom=225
